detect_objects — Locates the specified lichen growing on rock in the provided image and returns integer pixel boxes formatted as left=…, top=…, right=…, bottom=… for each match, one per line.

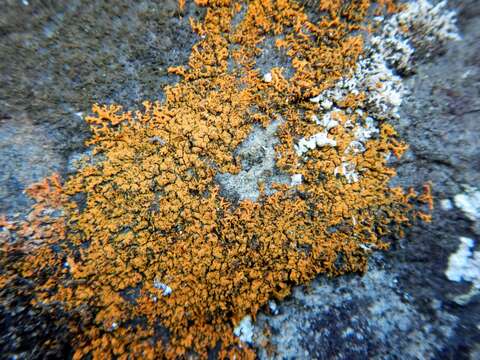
left=0, top=0, right=436, bottom=358
left=372, top=0, right=460, bottom=73
left=446, top=236, right=480, bottom=305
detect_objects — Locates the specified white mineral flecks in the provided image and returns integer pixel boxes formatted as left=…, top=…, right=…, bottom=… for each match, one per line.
left=372, top=0, right=459, bottom=73
left=291, top=174, right=303, bottom=186
left=321, top=98, right=333, bottom=110
left=309, top=94, right=321, bottom=103
left=263, top=72, right=272, bottom=83
left=234, top=315, right=254, bottom=344
left=301, top=1, right=459, bottom=190
left=292, top=1, right=458, bottom=194
left=315, top=0, right=458, bottom=123
left=320, top=111, right=339, bottom=130
left=454, top=187, right=480, bottom=222
left=398, top=0, right=460, bottom=48
left=345, top=140, right=366, bottom=155
left=445, top=237, right=480, bottom=305
left=440, top=199, right=454, bottom=211
left=335, top=161, right=359, bottom=184
left=153, top=278, right=172, bottom=296
left=311, top=112, right=339, bottom=130
left=354, top=117, right=379, bottom=143
left=357, top=54, right=405, bottom=120
left=269, top=300, right=279, bottom=315
left=312, top=50, right=404, bottom=122
left=295, top=132, right=336, bottom=156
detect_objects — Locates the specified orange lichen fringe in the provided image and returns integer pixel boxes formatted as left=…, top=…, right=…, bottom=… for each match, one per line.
left=0, top=174, right=69, bottom=332
left=1, top=174, right=66, bottom=251
left=0, top=0, right=431, bottom=359
left=178, top=0, right=186, bottom=12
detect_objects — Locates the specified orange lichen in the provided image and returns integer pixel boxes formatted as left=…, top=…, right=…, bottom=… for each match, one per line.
left=179, top=0, right=186, bottom=12
left=0, top=0, right=432, bottom=358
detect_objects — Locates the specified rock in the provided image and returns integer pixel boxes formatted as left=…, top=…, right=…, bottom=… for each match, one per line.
left=1, top=0, right=480, bottom=358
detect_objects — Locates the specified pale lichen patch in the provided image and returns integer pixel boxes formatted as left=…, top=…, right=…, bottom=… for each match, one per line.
left=295, top=132, right=337, bottom=157
left=454, top=187, right=480, bottom=222
left=234, top=315, right=254, bottom=344
left=440, top=199, right=454, bottom=211
left=372, top=0, right=460, bottom=73
left=445, top=236, right=480, bottom=305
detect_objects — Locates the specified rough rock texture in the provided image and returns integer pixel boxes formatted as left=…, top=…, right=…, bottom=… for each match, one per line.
left=216, top=120, right=290, bottom=202
left=0, top=0, right=479, bottom=359
left=0, top=0, right=202, bottom=214
left=0, top=117, right=63, bottom=214
left=253, top=264, right=458, bottom=359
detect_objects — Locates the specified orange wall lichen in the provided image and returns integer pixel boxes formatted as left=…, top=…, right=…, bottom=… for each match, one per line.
left=0, top=0, right=433, bottom=359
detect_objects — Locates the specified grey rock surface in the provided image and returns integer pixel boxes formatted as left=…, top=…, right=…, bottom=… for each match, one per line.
left=216, top=120, right=290, bottom=202
left=0, top=117, right=63, bottom=214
